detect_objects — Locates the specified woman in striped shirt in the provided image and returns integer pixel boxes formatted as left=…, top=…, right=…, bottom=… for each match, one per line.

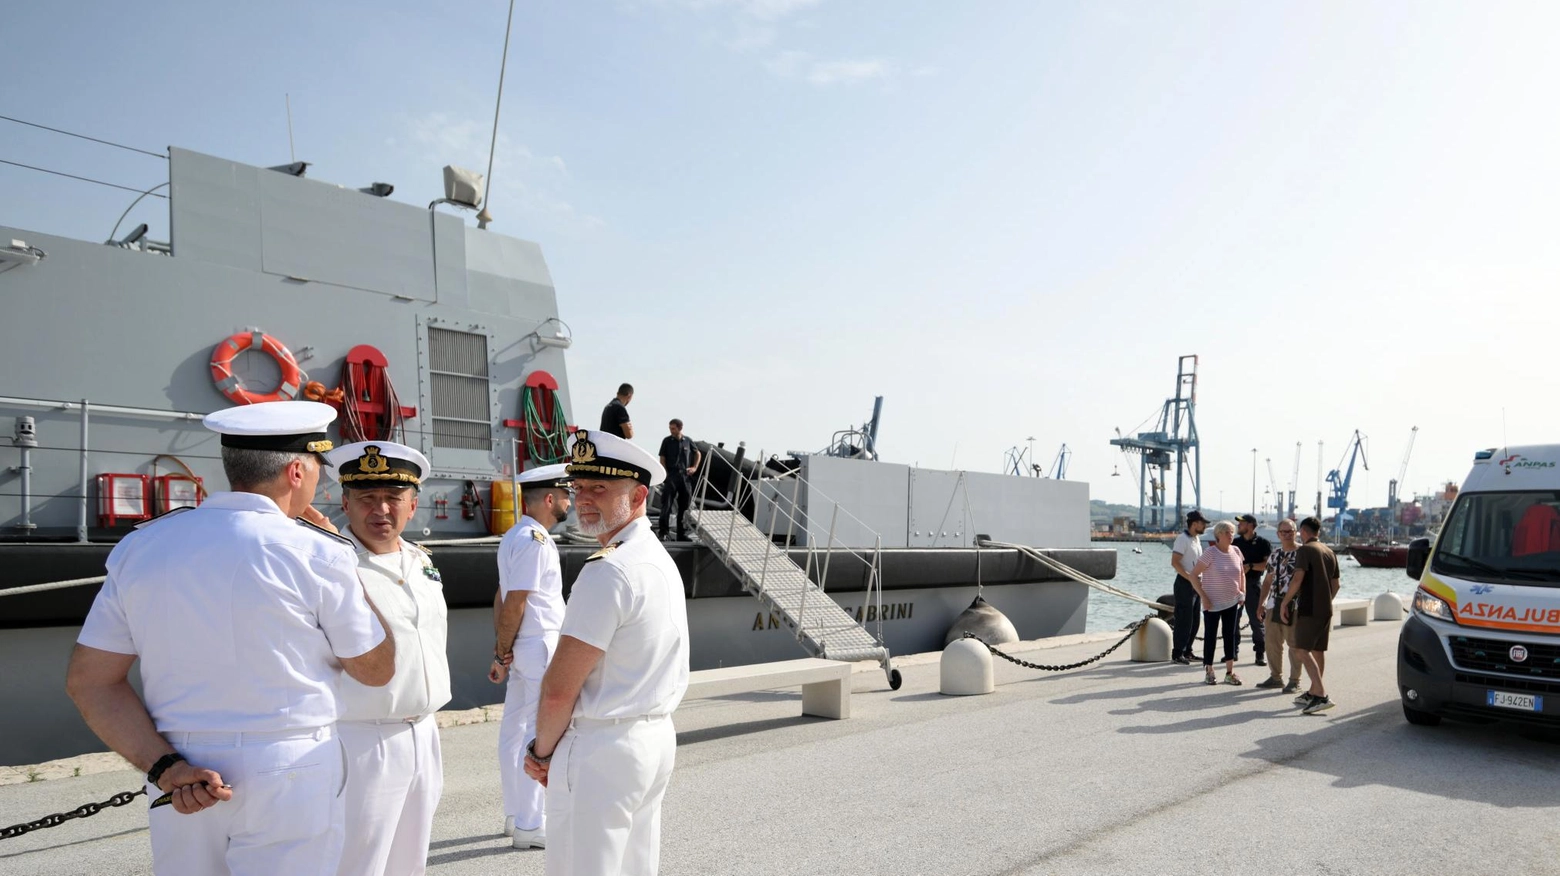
left=1191, top=520, right=1247, bottom=685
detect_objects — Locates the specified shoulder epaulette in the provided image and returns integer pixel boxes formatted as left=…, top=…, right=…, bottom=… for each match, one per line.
left=411, top=541, right=433, bottom=555
left=134, top=507, right=193, bottom=529
left=584, top=540, right=624, bottom=563
left=531, top=529, right=550, bottom=544
left=295, top=517, right=354, bottom=547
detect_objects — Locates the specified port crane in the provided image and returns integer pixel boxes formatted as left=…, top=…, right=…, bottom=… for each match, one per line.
left=1287, top=441, right=1301, bottom=521
left=1049, top=444, right=1071, bottom=480
left=1325, top=430, right=1369, bottom=538
left=1110, top=355, right=1200, bottom=531
left=1388, top=426, right=1419, bottom=539
left=1265, top=458, right=1282, bottom=522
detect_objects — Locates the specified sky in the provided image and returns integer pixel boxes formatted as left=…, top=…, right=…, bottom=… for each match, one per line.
left=4, top=1, right=1559, bottom=518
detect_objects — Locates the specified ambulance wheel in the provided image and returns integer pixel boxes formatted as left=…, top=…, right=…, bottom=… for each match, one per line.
left=889, top=669, right=903, bottom=691
left=1403, top=703, right=1441, bottom=726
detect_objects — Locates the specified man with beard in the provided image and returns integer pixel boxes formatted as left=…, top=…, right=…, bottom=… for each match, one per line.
left=1232, top=514, right=1272, bottom=667
left=324, top=441, right=450, bottom=876
left=491, top=463, right=571, bottom=850
left=524, top=430, right=689, bottom=876
left=1280, top=516, right=1342, bottom=714
left=1170, top=510, right=1208, bottom=664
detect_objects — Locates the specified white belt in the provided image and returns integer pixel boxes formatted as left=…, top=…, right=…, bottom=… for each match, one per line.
left=571, top=713, right=670, bottom=729
left=364, top=715, right=430, bottom=726
left=165, top=726, right=332, bottom=746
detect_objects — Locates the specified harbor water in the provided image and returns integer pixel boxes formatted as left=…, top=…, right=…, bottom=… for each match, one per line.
left=1084, top=544, right=1417, bottom=633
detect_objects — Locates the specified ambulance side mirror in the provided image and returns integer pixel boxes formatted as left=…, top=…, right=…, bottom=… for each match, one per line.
left=1406, top=537, right=1431, bottom=580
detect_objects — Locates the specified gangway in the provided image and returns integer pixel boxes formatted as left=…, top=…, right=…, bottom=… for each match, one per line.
left=690, top=457, right=902, bottom=689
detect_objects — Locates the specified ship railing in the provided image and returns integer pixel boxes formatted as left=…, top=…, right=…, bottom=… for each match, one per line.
left=692, top=451, right=893, bottom=675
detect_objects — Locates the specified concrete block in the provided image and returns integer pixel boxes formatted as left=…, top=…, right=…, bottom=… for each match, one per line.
left=1335, top=598, right=1370, bottom=626
left=1374, top=592, right=1405, bottom=622
left=940, top=638, right=994, bottom=696
left=801, top=678, right=849, bottom=719
left=1131, top=617, right=1173, bottom=663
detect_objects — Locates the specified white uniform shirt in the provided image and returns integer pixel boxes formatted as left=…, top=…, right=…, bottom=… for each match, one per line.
left=337, top=529, right=452, bottom=722
left=560, top=516, right=689, bottom=720
left=77, top=492, right=385, bottom=732
left=497, top=514, right=566, bottom=671
left=1173, top=530, right=1204, bottom=578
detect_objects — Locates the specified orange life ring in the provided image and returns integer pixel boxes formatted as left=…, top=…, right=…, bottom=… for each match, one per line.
left=210, top=331, right=303, bottom=405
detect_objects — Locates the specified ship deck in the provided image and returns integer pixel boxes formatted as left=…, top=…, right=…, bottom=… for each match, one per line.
left=3, top=620, right=1556, bottom=875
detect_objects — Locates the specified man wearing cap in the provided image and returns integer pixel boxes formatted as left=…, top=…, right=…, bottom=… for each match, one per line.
left=66, top=401, right=396, bottom=876
left=324, top=441, right=450, bottom=876
left=491, top=462, right=571, bottom=850
left=524, top=430, right=689, bottom=876
left=1169, top=510, right=1208, bottom=665
left=1232, top=514, right=1273, bottom=668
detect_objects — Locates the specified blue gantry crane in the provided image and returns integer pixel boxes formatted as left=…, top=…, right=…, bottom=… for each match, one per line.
left=1110, top=355, right=1201, bottom=531
left=1325, top=430, right=1369, bottom=538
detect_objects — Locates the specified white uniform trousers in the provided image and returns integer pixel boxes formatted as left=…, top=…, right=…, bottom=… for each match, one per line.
left=336, top=715, right=443, bottom=876
left=149, top=726, right=344, bottom=876
left=498, top=667, right=545, bottom=829
left=545, top=714, right=677, bottom=876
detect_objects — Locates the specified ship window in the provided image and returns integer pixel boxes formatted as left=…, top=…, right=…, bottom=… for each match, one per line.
left=428, top=327, right=491, bottom=451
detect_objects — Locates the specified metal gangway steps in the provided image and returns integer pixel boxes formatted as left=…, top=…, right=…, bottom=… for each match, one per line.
left=689, top=455, right=901, bottom=689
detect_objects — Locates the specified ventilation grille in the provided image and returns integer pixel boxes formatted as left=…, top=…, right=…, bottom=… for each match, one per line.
left=428, top=327, right=490, bottom=451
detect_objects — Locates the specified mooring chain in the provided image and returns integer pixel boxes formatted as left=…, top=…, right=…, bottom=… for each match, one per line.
left=0, top=787, right=145, bottom=841
left=964, top=615, right=1151, bottom=672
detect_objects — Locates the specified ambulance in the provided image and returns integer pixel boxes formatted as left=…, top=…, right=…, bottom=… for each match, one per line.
left=1399, top=445, right=1560, bottom=726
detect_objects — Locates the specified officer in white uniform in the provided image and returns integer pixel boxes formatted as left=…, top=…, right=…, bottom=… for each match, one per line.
left=491, top=462, right=571, bottom=849
left=66, top=401, right=397, bottom=876
left=524, top=430, right=689, bottom=876
left=324, top=441, right=452, bottom=876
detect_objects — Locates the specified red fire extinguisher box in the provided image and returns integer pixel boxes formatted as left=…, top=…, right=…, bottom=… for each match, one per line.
left=97, top=473, right=152, bottom=527
left=154, top=474, right=203, bottom=515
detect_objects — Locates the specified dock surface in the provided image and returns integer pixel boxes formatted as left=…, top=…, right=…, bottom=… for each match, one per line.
left=4, top=620, right=1557, bottom=875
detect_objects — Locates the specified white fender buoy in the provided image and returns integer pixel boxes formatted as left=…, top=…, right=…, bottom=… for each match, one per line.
left=1373, top=591, right=1405, bottom=623
left=944, top=596, right=1019, bottom=647
left=1131, top=617, right=1173, bottom=663
left=940, top=638, right=994, bottom=696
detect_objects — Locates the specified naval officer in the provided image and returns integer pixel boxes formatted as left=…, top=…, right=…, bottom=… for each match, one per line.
left=325, top=441, right=451, bottom=876
left=491, top=463, right=571, bottom=849
left=66, top=401, right=396, bottom=876
left=524, top=430, right=689, bottom=876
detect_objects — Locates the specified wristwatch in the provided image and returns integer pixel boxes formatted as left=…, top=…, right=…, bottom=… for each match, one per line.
left=526, top=739, right=552, bottom=765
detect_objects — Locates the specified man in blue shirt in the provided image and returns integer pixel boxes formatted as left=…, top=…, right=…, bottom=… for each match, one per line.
left=656, top=419, right=702, bottom=541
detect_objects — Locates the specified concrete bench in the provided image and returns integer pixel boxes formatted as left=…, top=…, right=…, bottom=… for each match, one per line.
left=1334, top=598, right=1370, bottom=627
left=683, top=658, right=852, bottom=719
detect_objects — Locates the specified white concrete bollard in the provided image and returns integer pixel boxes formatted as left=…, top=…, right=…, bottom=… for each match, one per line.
left=1374, top=591, right=1405, bottom=622
left=1131, top=617, right=1173, bottom=663
left=940, top=639, right=995, bottom=696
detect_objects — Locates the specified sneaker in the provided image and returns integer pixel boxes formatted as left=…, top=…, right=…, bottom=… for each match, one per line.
left=1254, top=656, right=1267, bottom=667
left=1172, top=654, right=1191, bottom=665
left=1255, top=677, right=1284, bottom=689
left=1282, top=680, right=1302, bottom=695
left=503, top=816, right=516, bottom=837
left=1302, top=696, right=1335, bottom=715
left=1223, top=672, right=1243, bottom=686
left=512, top=827, right=546, bottom=850
left=1293, top=691, right=1316, bottom=707
left=1204, top=671, right=1218, bottom=686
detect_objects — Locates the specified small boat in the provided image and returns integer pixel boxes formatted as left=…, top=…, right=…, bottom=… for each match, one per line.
left=1349, top=543, right=1409, bottom=568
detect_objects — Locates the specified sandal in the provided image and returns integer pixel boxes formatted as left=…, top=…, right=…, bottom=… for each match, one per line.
left=1224, top=672, right=1244, bottom=686
left=1204, top=670, right=1218, bottom=686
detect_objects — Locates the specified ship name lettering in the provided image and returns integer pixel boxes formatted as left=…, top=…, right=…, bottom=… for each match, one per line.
left=750, top=601, right=913, bottom=631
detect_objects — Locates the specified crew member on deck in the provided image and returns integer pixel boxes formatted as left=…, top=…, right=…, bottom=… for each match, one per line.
left=66, top=401, right=396, bottom=876
left=525, top=430, right=690, bottom=876
left=325, top=441, right=451, bottom=876
left=491, top=463, right=571, bottom=850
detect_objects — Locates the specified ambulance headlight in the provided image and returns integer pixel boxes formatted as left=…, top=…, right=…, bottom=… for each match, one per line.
left=1413, top=588, right=1456, bottom=623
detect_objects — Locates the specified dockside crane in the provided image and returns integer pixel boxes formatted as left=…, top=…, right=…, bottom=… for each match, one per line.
left=1325, top=430, right=1369, bottom=538
left=1388, top=426, right=1419, bottom=540
left=1049, top=444, right=1072, bottom=480
left=1288, top=441, right=1301, bottom=521
left=1109, top=355, right=1201, bottom=531
left=1266, top=458, right=1282, bottom=522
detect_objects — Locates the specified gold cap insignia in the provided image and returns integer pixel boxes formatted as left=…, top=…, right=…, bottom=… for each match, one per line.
left=571, top=432, right=598, bottom=464
left=305, top=439, right=334, bottom=453
left=359, top=445, right=390, bottom=474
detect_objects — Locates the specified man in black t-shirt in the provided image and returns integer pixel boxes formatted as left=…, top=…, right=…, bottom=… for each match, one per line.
left=1233, top=513, right=1273, bottom=666
left=599, top=383, right=633, bottom=439
left=656, top=419, right=702, bottom=541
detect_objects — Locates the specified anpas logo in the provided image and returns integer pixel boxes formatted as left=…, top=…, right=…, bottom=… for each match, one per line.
left=1500, top=453, right=1556, bottom=471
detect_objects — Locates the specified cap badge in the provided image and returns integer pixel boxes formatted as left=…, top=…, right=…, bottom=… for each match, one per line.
left=306, top=439, right=334, bottom=453
left=572, top=432, right=598, bottom=464
left=359, top=445, right=390, bottom=474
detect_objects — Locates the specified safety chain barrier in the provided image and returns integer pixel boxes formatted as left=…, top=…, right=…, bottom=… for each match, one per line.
left=0, top=787, right=144, bottom=840
left=964, top=615, right=1150, bottom=673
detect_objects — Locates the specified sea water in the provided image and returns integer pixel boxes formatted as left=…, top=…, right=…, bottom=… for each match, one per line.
left=1086, top=544, right=1420, bottom=633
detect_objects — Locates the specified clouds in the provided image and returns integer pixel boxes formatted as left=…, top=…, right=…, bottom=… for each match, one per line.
left=765, top=51, right=895, bottom=85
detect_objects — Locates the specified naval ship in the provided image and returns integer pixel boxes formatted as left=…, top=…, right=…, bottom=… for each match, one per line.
left=0, top=146, right=1114, bottom=764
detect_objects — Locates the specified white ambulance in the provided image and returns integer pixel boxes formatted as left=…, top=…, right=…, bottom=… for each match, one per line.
left=1399, top=444, right=1560, bottom=726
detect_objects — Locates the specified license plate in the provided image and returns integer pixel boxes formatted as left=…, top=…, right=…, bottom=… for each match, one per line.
left=1487, top=690, right=1542, bottom=712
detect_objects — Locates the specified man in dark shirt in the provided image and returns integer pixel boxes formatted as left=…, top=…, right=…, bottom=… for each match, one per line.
left=1233, top=514, right=1273, bottom=667
left=599, top=383, right=633, bottom=439
left=1280, top=516, right=1341, bottom=714
left=656, top=419, right=701, bottom=541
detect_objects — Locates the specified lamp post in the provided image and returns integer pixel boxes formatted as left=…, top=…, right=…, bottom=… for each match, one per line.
left=1251, top=448, right=1257, bottom=517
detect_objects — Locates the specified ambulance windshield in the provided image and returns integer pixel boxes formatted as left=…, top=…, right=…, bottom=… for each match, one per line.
left=1434, top=491, right=1560, bottom=586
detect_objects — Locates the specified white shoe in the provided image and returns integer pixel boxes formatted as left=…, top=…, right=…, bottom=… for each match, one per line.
left=503, top=816, right=516, bottom=837
left=512, top=827, right=546, bottom=849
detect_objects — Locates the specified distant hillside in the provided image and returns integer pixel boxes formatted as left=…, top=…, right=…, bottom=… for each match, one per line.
left=1090, top=499, right=1235, bottom=525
